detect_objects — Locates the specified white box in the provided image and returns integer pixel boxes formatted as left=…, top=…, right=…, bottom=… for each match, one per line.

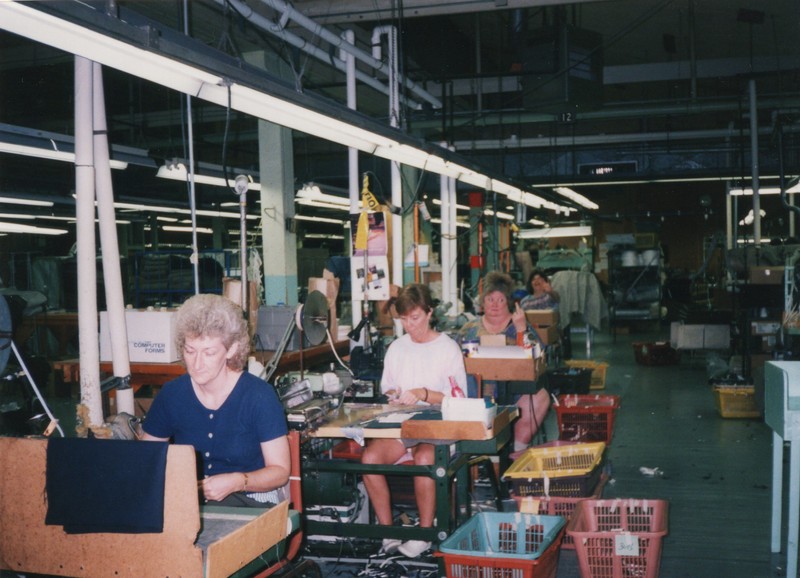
left=671, top=322, right=730, bottom=350
left=99, top=309, right=180, bottom=363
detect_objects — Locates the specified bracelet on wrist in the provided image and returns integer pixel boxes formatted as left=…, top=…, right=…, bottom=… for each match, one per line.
left=242, top=472, right=249, bottom=492
left=422, top=388, right=428, bottom=402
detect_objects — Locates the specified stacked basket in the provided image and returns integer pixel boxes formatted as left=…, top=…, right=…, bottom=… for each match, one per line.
left=438, top=513, right=566, bottom=578
left=555, top=394, right=621, bottom=445
left=503, top=442, right=608, bottom=549
left=567, top=498, right=670, bottom=578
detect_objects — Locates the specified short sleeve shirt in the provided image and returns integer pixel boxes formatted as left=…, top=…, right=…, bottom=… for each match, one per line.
left=142, top=372, right=288, bottom=476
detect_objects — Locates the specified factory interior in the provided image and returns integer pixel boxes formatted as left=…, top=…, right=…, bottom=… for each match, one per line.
left=1, top=0, right=800, bottom=577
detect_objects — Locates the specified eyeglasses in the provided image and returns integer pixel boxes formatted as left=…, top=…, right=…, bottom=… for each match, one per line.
left=484, top=295, right=507, bottom=305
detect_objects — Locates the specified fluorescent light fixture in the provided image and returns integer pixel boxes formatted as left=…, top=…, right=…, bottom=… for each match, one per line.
left=430, top=217, right=470, bottom=229
left=431, top=198, right=469, bottom=211
left=553, top=187, right=599, bottom=210
left=156, top=216, right=180, bottom=222
left=296, top=185, right=350, bottom=206
left=728, top=187, right=795, bottom=196
left=0, top=1, right=571, bottom=214
left=157, top=161, right=261, bottom=191
left=293, top=214, right=345, bottom=225
left=162, top=225, right=213, bottom=234
left=0, top=213, right=35, bottom=220
left=35, top=215, right=75, bottom=222
left=304, top=233, right=345, bottom=240
left=0, top=141, right=128, bottom=169
left=517, top=225, right=593, bottom=239
left=0, top=196, right=54, bottom=207
left=528, top=218, right=546, bottom=226
left=484, top=209, right=514, bottom=221
left=114, top=202, right=258, bottom=220
left=295, top=199, right=352, bottom=211
left=0, top=222, right=68, bottom=235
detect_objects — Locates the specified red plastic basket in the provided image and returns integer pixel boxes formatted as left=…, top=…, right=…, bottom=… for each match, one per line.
left=555, top=394, right=621, bottom=445
left=632, top=342, right=678, bottom=366
left=513, top=473, right=608, bottom=550
left=567, top=499, right=669, bottom=578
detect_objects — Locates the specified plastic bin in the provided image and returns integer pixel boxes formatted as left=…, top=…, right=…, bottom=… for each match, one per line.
left=547, top=367, right=593, bottom=395
left=712, top=385, right=761, bottom=418
left=437, top=512, right=566, bottom=578
left=514, top=473, right=608, bottom=550
left=503, top=442, right=606, bottom=497
left=567, top=498, right=669, bottom=578
left=555, top=394, right=621, bottom=444
left=565, top=360, right=609, bottom=390
left=632, top=342, right=679, bottom=366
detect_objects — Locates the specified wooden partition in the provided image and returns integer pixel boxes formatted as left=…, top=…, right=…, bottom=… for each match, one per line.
left=0, top=437, right=288, bottom=578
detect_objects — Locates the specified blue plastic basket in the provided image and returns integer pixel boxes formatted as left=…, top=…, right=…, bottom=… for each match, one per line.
left=439, top=513, right=566, bottom=560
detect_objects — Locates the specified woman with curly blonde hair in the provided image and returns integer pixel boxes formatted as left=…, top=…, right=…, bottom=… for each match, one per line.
left=142, top=294, right=289, bottom=508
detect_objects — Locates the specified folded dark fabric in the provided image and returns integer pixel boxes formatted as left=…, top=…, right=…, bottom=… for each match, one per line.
left=45, top=438, right=168, bottom=534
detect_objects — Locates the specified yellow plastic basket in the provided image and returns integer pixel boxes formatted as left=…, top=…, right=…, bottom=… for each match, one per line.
left=565, top=360, right=609, bottom=390
left=713, top=385, right=761, bottom=419
left=503, top=442, right=606, bottom=497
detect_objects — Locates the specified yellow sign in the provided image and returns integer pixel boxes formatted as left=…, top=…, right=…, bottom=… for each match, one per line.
left=355, top=174, right=379, bottom=250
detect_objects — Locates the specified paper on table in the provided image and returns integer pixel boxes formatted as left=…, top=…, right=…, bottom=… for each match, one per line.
left=470, top=345, right=531, bottom=359
left=373, top=412, right=421, bottom=424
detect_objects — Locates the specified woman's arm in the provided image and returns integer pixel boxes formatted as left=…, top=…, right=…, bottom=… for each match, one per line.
left=199, top=435, right=291, bottom=502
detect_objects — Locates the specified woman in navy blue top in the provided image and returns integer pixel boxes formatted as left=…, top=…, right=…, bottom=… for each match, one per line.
left=142, top=294, right=290, bottom=506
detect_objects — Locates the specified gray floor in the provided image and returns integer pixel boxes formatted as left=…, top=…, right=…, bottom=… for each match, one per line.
left=309, top=326, right=783, bottom=578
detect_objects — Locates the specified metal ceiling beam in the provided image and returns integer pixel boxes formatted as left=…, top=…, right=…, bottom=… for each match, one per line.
left=293, top=0, right=610, bottom=24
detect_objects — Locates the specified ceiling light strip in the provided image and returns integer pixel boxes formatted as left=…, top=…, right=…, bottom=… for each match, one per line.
left=0, top=1, right=575, bottom=214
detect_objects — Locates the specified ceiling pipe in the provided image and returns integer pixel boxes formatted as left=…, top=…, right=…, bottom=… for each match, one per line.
left=227, top=0, right=442, bottom=110
left=296, top=0, right=609, bottom=24
left=454, top=122, right=800, bottom=151
left=212, top=0, right=427, bottom=110
left=410, top=94, right=800, bottom=132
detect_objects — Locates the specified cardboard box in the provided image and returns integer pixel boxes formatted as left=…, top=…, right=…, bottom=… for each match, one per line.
left=99, top=309, right=179, bottom=363
left=534, top=324, right=560, bottom=346
left=751, top=321, right=781, bottom=335
left=749, top=266, right=785, bottom=285
left=254, top=305, right=301, bottom=351
left=703, top=325, right=731, bottom=349
left=480, top=334, right=507, bottom=347
left=525, top=309, right=560, bottom=327
left=464, top=356, right=539, bottom=381
left=671, top=322, right=730, bottom=350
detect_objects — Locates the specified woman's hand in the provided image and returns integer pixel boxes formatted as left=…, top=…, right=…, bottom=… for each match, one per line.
left=512, top=302, right=527, bottom=333
left=395, top=388, right=425, bottom=405
left=199, top=472, right=244, bottom=502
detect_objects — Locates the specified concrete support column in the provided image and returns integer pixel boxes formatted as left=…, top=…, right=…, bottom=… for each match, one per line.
left=258, top=120, right=298, bottom=306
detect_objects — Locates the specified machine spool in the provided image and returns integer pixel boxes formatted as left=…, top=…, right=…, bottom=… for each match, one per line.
left=296, top=290, right=330, bottom=347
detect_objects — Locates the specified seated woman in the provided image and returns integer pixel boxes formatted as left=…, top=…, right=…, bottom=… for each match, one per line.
left=458, top=271, right=550, bottom=454
left=141, top=293, right=290, bottom=508
left=361, top=283, right=467, bottom=558
left=520, top=269, right=559, bottom=311
left=521, top=268, right=571, bottom=359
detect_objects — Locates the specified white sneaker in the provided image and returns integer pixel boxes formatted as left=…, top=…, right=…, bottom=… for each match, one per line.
left=397, top=539, right=431, bottom=558
left=381, top=538, right=402, bottom=553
